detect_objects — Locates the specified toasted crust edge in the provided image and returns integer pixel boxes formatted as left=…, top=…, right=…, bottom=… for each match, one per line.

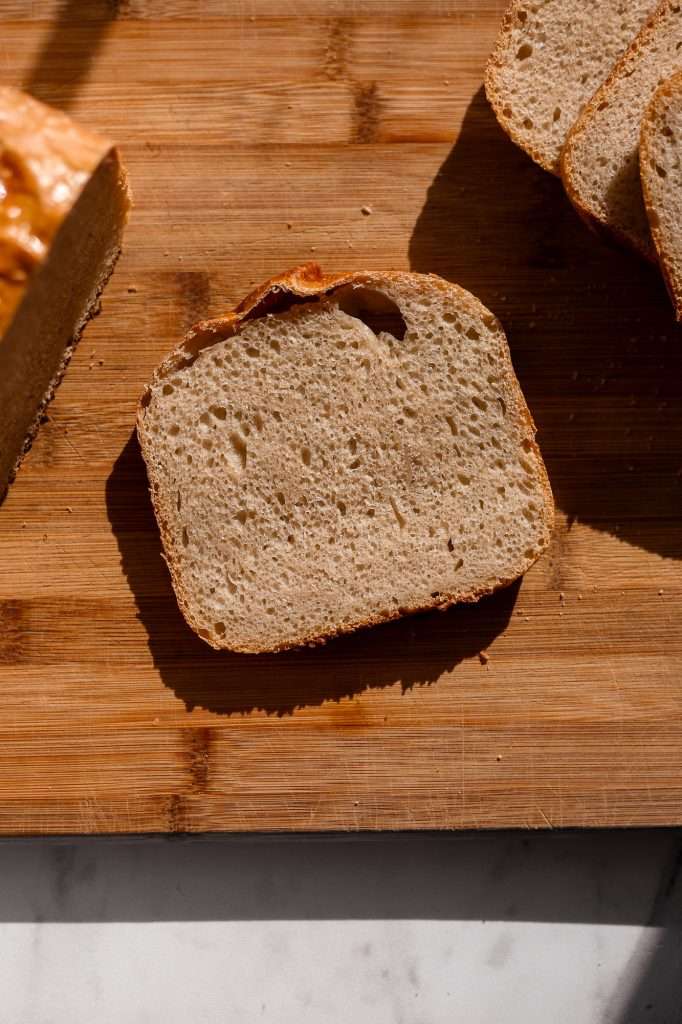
left=137, top=263, right=555, bottom=654
left=640, top=69, right=682, bottom=320
left=559, top=0, right=668, bottom=263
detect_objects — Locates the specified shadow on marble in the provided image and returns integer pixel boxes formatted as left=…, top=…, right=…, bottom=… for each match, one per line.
left=0, top=830, right=679, bottom=926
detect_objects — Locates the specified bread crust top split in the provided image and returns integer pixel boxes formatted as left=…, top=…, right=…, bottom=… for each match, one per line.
left=138, top=264, right=554, bottom=653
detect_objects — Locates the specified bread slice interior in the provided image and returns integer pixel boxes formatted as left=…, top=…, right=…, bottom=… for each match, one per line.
left=138, top=267, right=553, bottom=653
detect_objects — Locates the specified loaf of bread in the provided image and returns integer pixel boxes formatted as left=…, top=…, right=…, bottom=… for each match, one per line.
left=640, top=70, right=682, bottom=319
left=138, top=264, right=553, bottom=653
left=561, top=1, right=682, bottom=259
left=0, top=87, right=130, bottom=499
left=485, top=0, right=656, bottom=174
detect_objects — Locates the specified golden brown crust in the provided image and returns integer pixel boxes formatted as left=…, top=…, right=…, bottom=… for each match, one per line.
left=137, top=265, right=555, bottom=654
left=640, top=70, right=682, bottom=320
left=559, top=1, right=668, bottom=264
left=0, top=87, right=117, bottom=334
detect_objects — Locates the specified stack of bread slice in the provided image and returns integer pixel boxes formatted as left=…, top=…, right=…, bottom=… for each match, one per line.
left=486, top=0, right=682, bottom=319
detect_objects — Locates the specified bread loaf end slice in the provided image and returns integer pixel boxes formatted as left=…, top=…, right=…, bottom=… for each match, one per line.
left=138, top=265, right=554, bottom=653
left=640, top=70, right=682, bottom=319
left=0, top=87, right=131, bottom=500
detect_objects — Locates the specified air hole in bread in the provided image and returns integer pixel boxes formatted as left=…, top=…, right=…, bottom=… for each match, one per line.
left=209, top=405, right=227, bottom=420
left=162, top=384, right=174, bottom=396
left=516, top=43, right=533, bottom=60
left=228, top=431, right=247, bottom=472
left=301, top=446, right=311, bottom=466
left=445, top=415, right=459, bottom=436
left=333, top=285, right=407, bottom=341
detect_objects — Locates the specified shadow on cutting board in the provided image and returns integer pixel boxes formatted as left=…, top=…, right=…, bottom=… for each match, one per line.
left=106, top=432, right=518, bottom=716
left=22, top=0, right=119, bottom=110
left=410, top=86, right=682, bottom=562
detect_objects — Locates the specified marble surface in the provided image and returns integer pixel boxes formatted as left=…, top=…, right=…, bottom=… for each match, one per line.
left=0, top=830, right=680, bottom=1023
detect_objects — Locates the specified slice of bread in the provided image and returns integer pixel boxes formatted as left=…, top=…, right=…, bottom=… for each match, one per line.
left=640, top=70, right=682, bottom=319
left=138, top=264, right=553, bottom=654
left=0, top=87, right=131, bottom=500
left=561, top=1, right=682, bottom=260
left=485, top=0, right=656, bottom=174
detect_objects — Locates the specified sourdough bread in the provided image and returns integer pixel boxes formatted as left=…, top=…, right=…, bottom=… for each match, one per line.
left=0, top=87, right=131, bottom=499
left=640, top=70, right=682, bottom=319
left=561, top=1, right=682, bottom=259
left=485, top=0, right=656, bottom=174
left=138, top=265, right=553, bottom=654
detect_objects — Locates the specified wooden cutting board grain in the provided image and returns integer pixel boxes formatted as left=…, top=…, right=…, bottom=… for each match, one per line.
left=0, top=0, right=680, bottom=833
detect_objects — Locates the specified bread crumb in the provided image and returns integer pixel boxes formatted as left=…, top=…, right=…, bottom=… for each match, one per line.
left=42, top=534, right=47, bottom=542
left=559, top=591, right=565, bottom=603
left=577, top=594, right=583, bottom=601
left=127, top=285, right=138, bottom=293
left=360, top=205, right=372, bottom=216
left=286, top=222, right=292, bottom=230
left=478, top=651, right=489, bottom=665
left=658, top=588, right=664, bottom=596
left=496, top=754, right=502, bottom=762
left=152, top=717, right=160, bottom=725
left=66, top=507, right=72, bottom=514
left=21, top=522, right=26, bottom=529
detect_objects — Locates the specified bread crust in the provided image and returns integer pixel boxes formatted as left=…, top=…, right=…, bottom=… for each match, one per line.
left=559, top=0, right=671, bottom=263
left=484, top=0, right=558, bottom=175
left=137, top=264, right=554, bottom=654
left=485, top=0, right=657, bottom=177
left=0, top=87, right=131, bottom=499
left=640, top=70, right=682, bottom=320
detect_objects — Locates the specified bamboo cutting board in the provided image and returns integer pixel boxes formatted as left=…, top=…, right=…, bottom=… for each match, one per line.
left=0, top=0, right=680, bottom=834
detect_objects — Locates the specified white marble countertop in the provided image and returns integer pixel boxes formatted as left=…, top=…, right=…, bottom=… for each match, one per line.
left=0, top=830, right=680, bottom=1023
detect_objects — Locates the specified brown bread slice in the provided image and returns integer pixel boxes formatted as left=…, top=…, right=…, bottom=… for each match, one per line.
left=137, top=264, right=554, bottom=654
left=640, top=70, right=682, bottom=318
left=561, top=1, right=682, bottom=260
left=0, top=87, right=131, bottom=500
left=485, top=0, right=656, bottom=174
